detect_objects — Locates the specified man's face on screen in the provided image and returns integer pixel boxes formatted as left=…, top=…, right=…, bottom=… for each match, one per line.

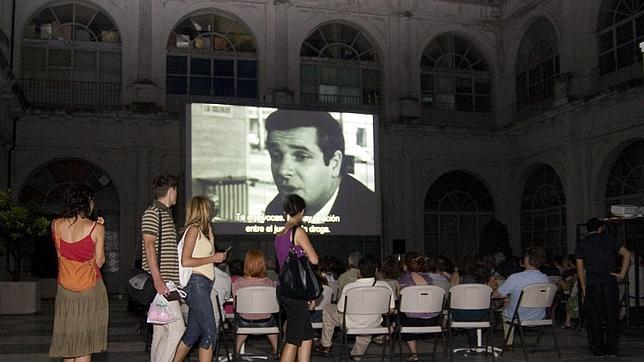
left=267, top=126, right=342, bottom=213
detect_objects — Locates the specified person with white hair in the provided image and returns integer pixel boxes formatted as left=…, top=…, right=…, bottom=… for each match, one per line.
left=337, top=252, right=362, bottom=295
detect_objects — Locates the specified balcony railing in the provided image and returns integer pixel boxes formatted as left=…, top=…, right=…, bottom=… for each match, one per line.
left=420, top=102, right=495, bottom=128
left=20, top=79, right=121, bottom=107
left=300, top=92, right=379, bottom=110
left=594, top=62, right=643, bottom=91
left=515, top=98, right=554, bottom=120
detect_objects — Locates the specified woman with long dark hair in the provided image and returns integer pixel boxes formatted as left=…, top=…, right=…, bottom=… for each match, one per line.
left=49, top=183, right=108, bottom=361
left=274, top=194, right=319, bottom=362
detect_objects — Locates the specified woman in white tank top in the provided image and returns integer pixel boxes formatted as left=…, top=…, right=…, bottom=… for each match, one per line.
left=174, top=196, right=227, bottom=362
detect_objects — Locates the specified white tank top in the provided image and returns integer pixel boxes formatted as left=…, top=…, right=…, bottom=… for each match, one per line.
left=191, top=228, right=214, bottom=280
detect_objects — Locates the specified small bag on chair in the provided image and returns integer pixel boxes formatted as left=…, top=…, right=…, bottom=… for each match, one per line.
left=278, top=226, right=322, bottom=301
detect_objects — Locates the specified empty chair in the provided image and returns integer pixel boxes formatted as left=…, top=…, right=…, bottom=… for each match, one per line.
left=504, top=283, right=560, bottom=361
left=341, top=285, right=394, bottom=360
left=397, top=285, right=446, bottom=361
left=447, top=284, right=494, bottom=362
left=233, top=286, right=280, bottom=361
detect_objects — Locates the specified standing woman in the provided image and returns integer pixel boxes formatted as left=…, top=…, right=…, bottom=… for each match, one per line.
left=274, top=194, right=319, bottom=362
left=49, top=184, right=108, bottom=361
left=173, top=196, right=227, bottom=362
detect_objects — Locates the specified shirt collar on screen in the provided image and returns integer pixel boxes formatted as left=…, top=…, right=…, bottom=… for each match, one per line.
left=311, top=186, right=340, bottom=223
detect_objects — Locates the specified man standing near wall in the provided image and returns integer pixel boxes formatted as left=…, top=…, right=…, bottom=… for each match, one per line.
left=141, top=174, right=184, bottom=362
left=576, top=218, right=631, bottom=357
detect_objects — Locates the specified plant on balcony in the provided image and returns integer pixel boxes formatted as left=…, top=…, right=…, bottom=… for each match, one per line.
left=0, top=191, right=49, bottom=281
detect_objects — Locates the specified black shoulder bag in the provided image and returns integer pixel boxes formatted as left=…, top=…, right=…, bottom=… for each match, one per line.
left=278, top=226, right=322, bottom=300
left=127, top=208, right=163, bottom=307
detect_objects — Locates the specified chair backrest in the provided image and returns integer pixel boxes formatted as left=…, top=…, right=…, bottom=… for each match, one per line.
left=234, top=286, right=279, bottom=314
left=547, top=276, right=562, bottom=285
left=328, top=280, right=339, bottom=302
left=343, top=286, right=392, bottom=315
left=315, top=285, right=334, bottom=311
left=433, top=280, right=452, bottom=294
left=399, top=285, right=445, bottom=314
left=449, top=284, right=492, bottom=310
left=518, top=283, right=557, bottom=308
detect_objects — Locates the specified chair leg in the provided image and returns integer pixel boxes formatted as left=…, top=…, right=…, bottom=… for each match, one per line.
left=490, top=326, right=495, bottom=362
left=431, top=333, right=438, bottom=362
left=397, top=329, right=403, bottom=360
left=517, top=325, right=528, bottom=361
left=550, top=323, right=561, bottom=358
left=532, top=328, right=544, bottom=354
left=441, top=331, right=447, bottom=362
left=448, top=327, right=454, bottom=362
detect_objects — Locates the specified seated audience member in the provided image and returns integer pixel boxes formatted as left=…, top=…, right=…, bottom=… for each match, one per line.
left=379, top=255, right=402, bottom=297
left=450, top=260, right=494, bottom=348
left=224, top=258, right=245, bottom=316
left=232, top=250, right=278, bottom=356
left=316, top=256, right=395, bottom=359
left=337, top=252, right=362, bottom=295
left=212, top=263, right=232, bottom=325
left=495, top=252, right=522, bottom=279
left=492, top=246, right=549, bottom=347
left=265, top=256, right=279, bottom=283
left=398, top=252, right=440, bottom=359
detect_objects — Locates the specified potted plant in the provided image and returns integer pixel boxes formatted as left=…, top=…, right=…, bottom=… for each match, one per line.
left=0, top=191, right=49, bottom=314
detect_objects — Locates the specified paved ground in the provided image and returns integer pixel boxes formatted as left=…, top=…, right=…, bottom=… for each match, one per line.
left=1, top=296, right=643, bottom=361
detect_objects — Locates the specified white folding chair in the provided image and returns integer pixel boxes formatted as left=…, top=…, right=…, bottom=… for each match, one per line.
left=341, top=285, right=394, bottom=360
left=233, top=286, right=280, bottom=361
left=212, top=290, right=232, bottom=361
left=397, top=285, right=446, bottom=361
left=503, top=283, right=560, bottom=361
left=447, top=284, right=495, bottom=362
left=312, top=285, right=334, bottom=330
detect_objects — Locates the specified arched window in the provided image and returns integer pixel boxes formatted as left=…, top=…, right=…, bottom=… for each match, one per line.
left=21, top=2, right=122, bottom=106
left=515, top=19, right=560, bottom=112
left=300, top=23, right=380, bottom=107
left=166, top=12, right=257, bottom=105
left=424, top=171, right=494, bottom=259
left=420, top=34, right=491, bottom=113
left=520, top=164, right=567, bottom=256
left=597, top=0, right=644, bottom=76
left=605, top=140, right=644, bottom=206
left=19, top=158, right=120, bottom=290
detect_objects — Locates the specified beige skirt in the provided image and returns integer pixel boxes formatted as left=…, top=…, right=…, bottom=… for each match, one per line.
left=49, top=279, right=109, bottom=358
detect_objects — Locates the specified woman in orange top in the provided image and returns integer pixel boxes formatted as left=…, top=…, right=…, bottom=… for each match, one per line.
left=49, top=183, right=108, bottom=361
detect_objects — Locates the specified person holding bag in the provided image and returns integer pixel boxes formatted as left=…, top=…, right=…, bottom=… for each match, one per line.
left=49, top=184, right=108, bottom=361
left=274, top=194, right=319, bottom=362
left=173, top=196, right=227, bottom=362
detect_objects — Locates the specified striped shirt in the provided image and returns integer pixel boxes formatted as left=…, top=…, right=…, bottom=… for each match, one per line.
left=141, top=201, right=179, bottom=285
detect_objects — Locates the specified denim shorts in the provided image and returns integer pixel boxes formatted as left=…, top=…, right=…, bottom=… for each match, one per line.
left=182, top=274, right=217, bottom=349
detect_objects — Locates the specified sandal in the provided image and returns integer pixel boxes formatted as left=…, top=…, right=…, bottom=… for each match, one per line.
left=407, top=353, right=419, bottom=361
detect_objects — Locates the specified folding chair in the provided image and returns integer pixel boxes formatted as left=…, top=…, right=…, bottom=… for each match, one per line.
left=503, top=283, right=560, bottom=361
left=212, top=290, right=231, bottom=361
left=397, top=285, right=446, bottom=361
left=340, top=285, right=394, bottom=361
left=233, top=286, right=280, bottom=361
left=446, top=284, right=495, bottom=362
left=312, top=285, right=334, bottom=330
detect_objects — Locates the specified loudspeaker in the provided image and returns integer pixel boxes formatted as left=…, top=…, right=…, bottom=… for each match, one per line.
left=392, top=239, right=406, bottom=254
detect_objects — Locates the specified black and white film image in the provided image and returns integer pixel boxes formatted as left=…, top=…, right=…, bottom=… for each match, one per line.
left=189, top=104, right=378, bottom=236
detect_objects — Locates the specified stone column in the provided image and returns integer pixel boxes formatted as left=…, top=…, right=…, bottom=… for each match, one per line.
left=269, top=1, right=293, bottom=104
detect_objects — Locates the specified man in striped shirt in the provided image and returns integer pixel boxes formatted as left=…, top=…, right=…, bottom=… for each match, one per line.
left=141, top=174, right=184, bottom=362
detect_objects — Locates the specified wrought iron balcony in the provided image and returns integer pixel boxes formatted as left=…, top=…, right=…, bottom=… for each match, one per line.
left=20, top=79, right=121, bottom=108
